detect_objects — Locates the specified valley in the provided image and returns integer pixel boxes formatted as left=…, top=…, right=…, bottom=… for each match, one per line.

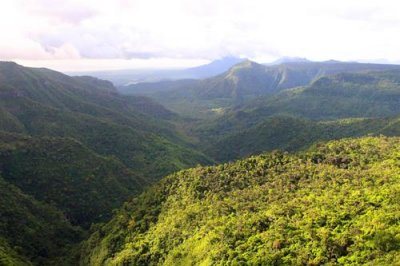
left=0, top=59, right=400, bottom=265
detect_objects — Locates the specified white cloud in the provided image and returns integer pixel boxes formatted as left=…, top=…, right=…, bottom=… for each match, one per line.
left=1, top=0, right=400, bottom=70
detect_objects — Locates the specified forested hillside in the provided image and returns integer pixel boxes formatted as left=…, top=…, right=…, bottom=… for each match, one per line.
left=184, top=69, right=400, bottom=161
left=0, top=176, right=82, bottom=265
left=81, top=136, right=400, bottom=265
left=0, top=131, right=147, bottom=226
left=121, top=60, right=400, bottom=118
left=4, top=0, right=400, bottom=265
left=0, top=62, right=212, bottom=265
left=0, top=62, right=212, bottom=179
left=203, top=116, right=400, bottom=162
left=241, top=70, right=400, bottom=120
left=2, top=60, right=400, bottom=266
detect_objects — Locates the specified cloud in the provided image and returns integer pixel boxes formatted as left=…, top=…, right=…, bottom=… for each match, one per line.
left=22, top=0, right=97, bottom=24
left=2, top=0, right=400, bottom=70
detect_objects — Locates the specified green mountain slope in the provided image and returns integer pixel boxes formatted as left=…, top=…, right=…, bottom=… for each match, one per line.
left=81, top=136, right=400, bottom=265
left=0, top=62, right=212, bottom=179
left=245, top=70, right=400, bottom=120
left=124, top=60, right=400, bottom=118
left=0, top=62, right=215, bottom=264
left=0, top=238, right=31, bottom=266
left=191, top=69, right=400, bottom=162
left=0, top=131, right=147, bottom=226
left=0, top=176, right=82, bottom=265
left=203, top=116, right=400, bottom=162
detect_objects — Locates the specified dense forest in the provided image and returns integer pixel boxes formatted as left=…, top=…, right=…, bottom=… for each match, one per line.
left=0, top=62, right=211, bottom=265
left=121, top=61, right=400, bottom=118
left=82, top=137, right=400, bottom=265
left=1, top=60, right=400, bottom=265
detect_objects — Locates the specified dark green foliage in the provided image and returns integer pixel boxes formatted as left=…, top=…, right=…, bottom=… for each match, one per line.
left=126, top=60, right=400, bottom=118
left=0, top=131, right=146, bottom=226
left=0, top=62, right=212, bottom=264
left=239, top=71, right=400, bottom=121
left=3, top=61, right=400, bottom=265
left=186, top=70, right=400, bottom=162
left=81, top=136, right=400, bottom=265
left=0, top=176, right=82, bottom=265
left=0, top=62, right=212, bottom=180
left=0, top=238, right=32, bottom=266
left=203, top=115, right=400, bottom=162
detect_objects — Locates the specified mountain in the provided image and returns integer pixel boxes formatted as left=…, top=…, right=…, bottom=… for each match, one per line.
left=117, top=57, right=246, bottom=96
left=122, top=60, right=400, bottom=118
left=0, top=61, right=212, bottom=180
left=0, top=131, right=147, bottom=226
left=202, top=115, right=400, bottom=162
left=188, top=70, right=400, bottom=161
left=118, top=79, right=197, bottom=96
left=70, top=57, right=244, bottom=86
left=239, top=70, right=400, bottom=121
left=0, top=62, right=214, bottom=264
left=0, top=175, right=82, bottom=265
left=183, top=56, right=245, bottom=78
left=81, top=136, right=400, bottom=265
left=3, top=60, right=400, bottom=265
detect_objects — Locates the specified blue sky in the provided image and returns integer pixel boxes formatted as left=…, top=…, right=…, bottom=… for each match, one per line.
left=1, top=0, right=399, bottom=71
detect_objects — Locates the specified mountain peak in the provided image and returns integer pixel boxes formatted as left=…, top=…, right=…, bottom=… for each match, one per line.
left=0, top=61, right=18, bottom=66
left=228, top=59, right=264, bottom=73
left=322, top=59, right=344, bottom=64
left=0, top=61, right=23, bottom=72
left=188, top=56, right=244, bottom=70
left=235, top=59, right=260, bottom=67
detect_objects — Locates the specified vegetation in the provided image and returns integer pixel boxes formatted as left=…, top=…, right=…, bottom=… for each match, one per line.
left=0, top=62, right=212, bottom=265
left=81, top=136, right=400, bottom=265
left=0, top=131, right=148, bottom=226
left=2, top=60, right=400, bottom=265
left=0, top=176, right=82, bottom=265
left=0, top=62, right=212, bottom=179
left=123, top=60, right=400, bottom=118
left=242, top=71, right=400, bottom=121
left=184, top=69, right=400, bottom=162
left=202, top=115, right=400, bottom=162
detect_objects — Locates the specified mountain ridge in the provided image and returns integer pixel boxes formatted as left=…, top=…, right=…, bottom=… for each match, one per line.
left=121, top=60, right=400, bottom=118
left=81, top=136, right=400, bottom=265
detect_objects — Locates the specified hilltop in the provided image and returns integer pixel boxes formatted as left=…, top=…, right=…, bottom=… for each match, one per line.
left=81, top=136, right=400, bottom=265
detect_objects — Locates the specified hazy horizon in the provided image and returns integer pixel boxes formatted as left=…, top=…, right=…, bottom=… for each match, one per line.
left=1, top=0, right=400, bottom=71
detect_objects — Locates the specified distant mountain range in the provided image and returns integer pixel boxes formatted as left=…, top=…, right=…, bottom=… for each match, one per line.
left=68, top=56, right=400, bottom=87
left=192, top=69, right=400, bottom=161
left=2, top=58, right=400, bottom=265
left=117, top=58, right=400, bottom=162
left=68, top=56, right=245, bottom=86
left=120, top=59, right=400, bottom=118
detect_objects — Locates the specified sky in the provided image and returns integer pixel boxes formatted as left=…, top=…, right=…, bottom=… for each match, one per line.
left=1, top=0, right=400, bottom=71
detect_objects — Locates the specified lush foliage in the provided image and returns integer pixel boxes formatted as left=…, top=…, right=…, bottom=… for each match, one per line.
left=0, top=62, right=212, bottom=228
left=186, top=69, right=400, bottom=162
left=0, top=62, right=212, bottom=265
left=0, top=176, right=82, bottom=265
left=0, top=131, right=147, bottom=226
left=82, top=136, right=400, bottom=265
left=242, top=71, right=400, bottom=121
left=125, top=61, right=400, bottom=119
left=0, top=62, right=212, bottom=179
left=2, top=61, right=400, bottom=265
left=202, top=115, right=400, bottom=162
